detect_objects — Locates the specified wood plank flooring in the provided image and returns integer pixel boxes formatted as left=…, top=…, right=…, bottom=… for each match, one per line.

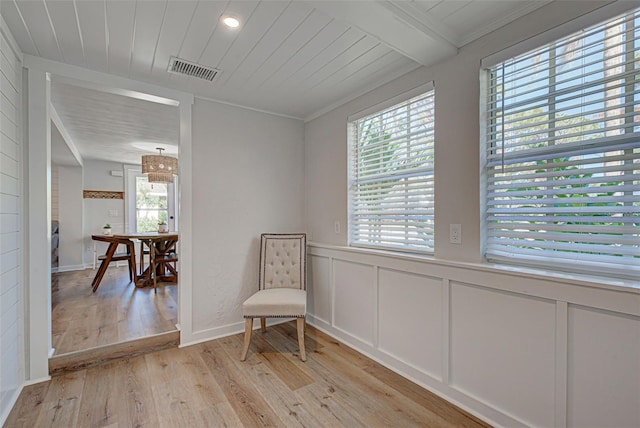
left=6, top=322, right=491, bottom=427
left=52, top=267, right=178, bottom=356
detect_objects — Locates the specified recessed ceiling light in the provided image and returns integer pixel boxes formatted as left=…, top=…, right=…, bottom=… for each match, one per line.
left=222, top=16, right=240, bottom=28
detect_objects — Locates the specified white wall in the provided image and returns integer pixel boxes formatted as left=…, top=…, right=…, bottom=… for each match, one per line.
left=82, top=160, right=126, bottom=266
left=50, top=165, right=58, bottom=221
left=305, top=2, right=640, bottom=427
left=0, top=16, right=23, bottom=424
left=190, top=98, right=305, bottom=339
left=57, top=165, right=83, bottom=270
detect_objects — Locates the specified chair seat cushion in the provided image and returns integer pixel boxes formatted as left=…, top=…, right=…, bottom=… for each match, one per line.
left=242, top=288, right=306, bottom=318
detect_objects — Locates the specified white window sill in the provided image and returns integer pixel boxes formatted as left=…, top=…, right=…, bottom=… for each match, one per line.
left=307, top=241, right=640, bottom=295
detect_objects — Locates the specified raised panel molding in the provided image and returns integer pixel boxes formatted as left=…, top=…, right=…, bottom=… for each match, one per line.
left=378, top=268, right=443, bottom=380
left=307, top=243, right=640, bottom=428
left=450, top=282, right=556, bottom=427
left=567, top=305, right=640, bottom=428
left=333, top=259, right=375, bottom=345
left=308, top=255, right=331, bottom=324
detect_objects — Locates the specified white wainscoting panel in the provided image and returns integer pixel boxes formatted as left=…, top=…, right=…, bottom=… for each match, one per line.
left=567, top=305, right=640, bottom=428
left=308, top=255, right=331, bottom=324
left=378, top=268, right=442, bottom=380
left=307, top=243, right=640, bottom=428
left=450, top=282, right=556, bottom=427
left=333, top=259, right=375, bottom=345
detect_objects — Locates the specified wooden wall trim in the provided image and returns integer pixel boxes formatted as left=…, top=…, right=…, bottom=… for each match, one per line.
left=83, top=190, right=124, bottom=199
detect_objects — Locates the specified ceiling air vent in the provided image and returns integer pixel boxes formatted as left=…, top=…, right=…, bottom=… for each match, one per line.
left=167, top=56, right=221, bottom=82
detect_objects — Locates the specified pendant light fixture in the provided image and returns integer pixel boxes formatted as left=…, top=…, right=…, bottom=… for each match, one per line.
left=141, top=147, right=178, bottom=184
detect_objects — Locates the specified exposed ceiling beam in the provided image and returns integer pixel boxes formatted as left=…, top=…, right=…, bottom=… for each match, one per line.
left=50, top=105, right=83, bottom=167
left=309, top=1, right=458, bottom=67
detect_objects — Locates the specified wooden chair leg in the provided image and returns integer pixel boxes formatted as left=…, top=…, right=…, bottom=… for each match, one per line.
left=241, top=318, right=253, bottom=361
left=297, top=317, right=306, bottom=362
left=150, top=245, right=157, bottom=294
left=260, top=317, right=266, bottom=333
left=139, top=241, right=145, bottom=276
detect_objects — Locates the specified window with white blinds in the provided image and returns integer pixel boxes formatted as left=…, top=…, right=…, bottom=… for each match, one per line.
left=349, top=88, right=435, bottom=253
left=482, top=8, right=640, bottom=279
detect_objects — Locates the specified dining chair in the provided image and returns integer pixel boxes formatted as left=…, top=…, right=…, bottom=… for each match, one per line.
left=241, top=233, right=307, bottom=362
left=149, top=242, right=178, bottom=293
left=91, top=235, right=137, bottom=292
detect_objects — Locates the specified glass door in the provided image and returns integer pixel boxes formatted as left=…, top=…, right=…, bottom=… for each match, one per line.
left=125, top=166, right=177, bottom=232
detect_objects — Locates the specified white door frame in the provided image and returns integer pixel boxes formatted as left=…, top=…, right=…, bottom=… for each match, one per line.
left=23, top=55, right=194, bottom=381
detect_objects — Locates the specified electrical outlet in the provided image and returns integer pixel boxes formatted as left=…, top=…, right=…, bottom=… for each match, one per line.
left=108, top=209, right=118, bottom=217
left=334, top=221, right=341, bottom=234
left=450, top=224, right=461, bottom=244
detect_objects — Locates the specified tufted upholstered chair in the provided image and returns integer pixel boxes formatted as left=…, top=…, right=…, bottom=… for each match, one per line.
left=241, top=233, right=307, bottom=361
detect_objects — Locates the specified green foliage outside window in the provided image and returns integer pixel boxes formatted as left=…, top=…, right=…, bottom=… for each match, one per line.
left=136, top=177, right=168, bottom=232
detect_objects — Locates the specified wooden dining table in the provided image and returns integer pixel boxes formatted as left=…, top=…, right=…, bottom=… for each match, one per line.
left=113, top=232, right=179, bottom=290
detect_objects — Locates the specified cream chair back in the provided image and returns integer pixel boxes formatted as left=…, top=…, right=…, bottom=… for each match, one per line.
left=259, top=233, right=306, bottom=291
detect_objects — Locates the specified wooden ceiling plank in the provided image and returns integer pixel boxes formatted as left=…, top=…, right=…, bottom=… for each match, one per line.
left=197, top=0, right=260, bottom=69
left=286, top=29, right=368, bottom=88
left=451, top=1, right=552, bottom=46
left=150, top=0, right=197, bottom=80
left=130, top=0, right=167, bottom=79
left=45, top=0, right=85, bottom=67
left=221, top=1, right=312, bottom=88
left=411, top=1, right=443, bottom=15
left=211, top=0, right=290, bottom=86
left=301, top=55, right=420, bottom=121
left=75, top=0, right=108, bottom=72
left=219, top=2, right=287, bottom=86
left=302, top=40, right=384, bottom=90
left=14, top=0, right=62, bottom=61
left=1, top=1, right=40, bottom=56
left=248, top=10, right=333, bottom=91
left=317, top=50, right=409, bottom=93
left=175, top=1, right=227, bottom=65
left=51, top=82, right=178, bottom=164
left=105, top=0, right=135, bottom=76
left=266, top=19, right=347, bottom=89
left=309, top=44, right=394, bottom=91
left=428, top=0, right=472, bottom=21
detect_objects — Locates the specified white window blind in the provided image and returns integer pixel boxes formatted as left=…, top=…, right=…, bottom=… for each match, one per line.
left=349, top=89, right=435, bottom=253
left=482, top=9, right=640, bottom=279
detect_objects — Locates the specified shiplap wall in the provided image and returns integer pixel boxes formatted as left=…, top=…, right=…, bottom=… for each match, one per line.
left=0, top=18, right=23, bottom=424
left=307, top=244, right=640, bottom=427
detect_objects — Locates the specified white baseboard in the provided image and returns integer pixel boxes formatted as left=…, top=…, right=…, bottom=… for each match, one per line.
left=179, top=318, right=293, bottom=349
left=179, top=321, right=245, bottom=348
left=56, top=264, right=87, bottom=272
left=23, top=376, right=51, bottom=386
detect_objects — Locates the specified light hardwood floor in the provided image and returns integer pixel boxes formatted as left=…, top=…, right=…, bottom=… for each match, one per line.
left=52, top=266, right=178, bottom=356
left=6, top=322, right=490, bottom=427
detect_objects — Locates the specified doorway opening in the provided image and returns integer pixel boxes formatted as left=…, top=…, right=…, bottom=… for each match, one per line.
left=48, top=78, right=183, bottom=366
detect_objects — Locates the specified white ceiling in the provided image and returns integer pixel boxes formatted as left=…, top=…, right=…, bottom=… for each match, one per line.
left=51, top=81, right=179, bottom=165
left=2, top=0, right=552, bottom=163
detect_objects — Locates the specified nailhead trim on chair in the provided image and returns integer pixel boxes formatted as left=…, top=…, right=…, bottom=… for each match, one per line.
left=244, top=315, right=305, bottom=318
